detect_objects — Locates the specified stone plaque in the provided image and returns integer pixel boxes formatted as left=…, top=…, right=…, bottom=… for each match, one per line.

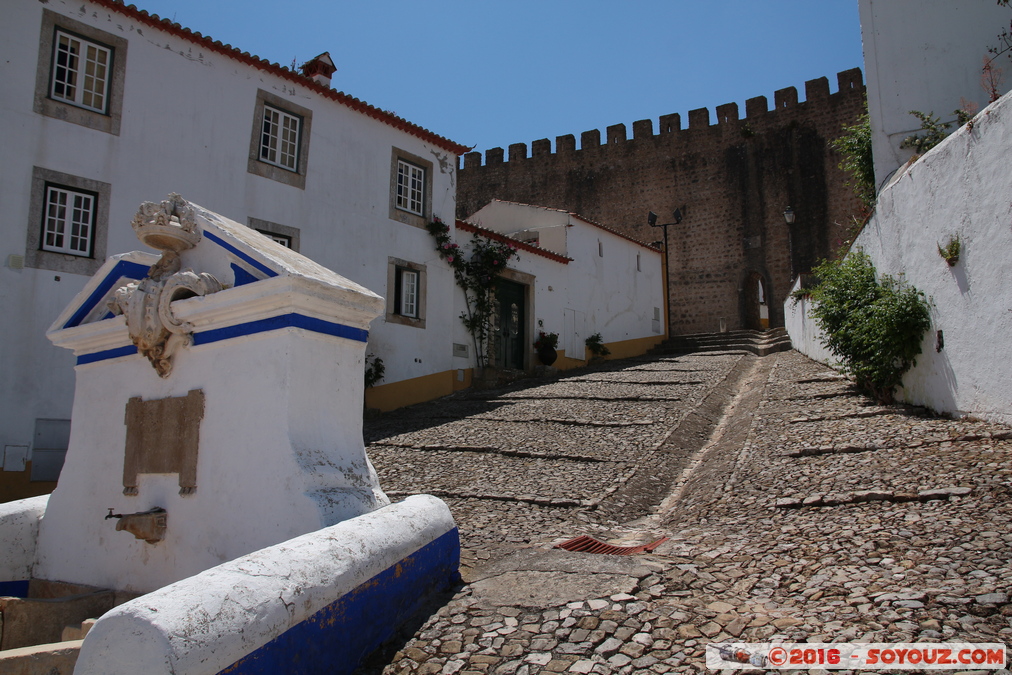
left=123, top=389, right=204, bottom=496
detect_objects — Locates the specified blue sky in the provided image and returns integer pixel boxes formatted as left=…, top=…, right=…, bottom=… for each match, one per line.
left=136, top=1, right=864, bottom=153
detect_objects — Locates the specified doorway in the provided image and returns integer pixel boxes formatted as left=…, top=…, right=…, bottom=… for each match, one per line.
left=493, top=279, right=526, bottom=370
left=743, top=272, right=769, bottom=331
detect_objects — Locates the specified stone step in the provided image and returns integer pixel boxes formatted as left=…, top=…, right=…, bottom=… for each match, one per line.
left=650, top=328, right=792, bottom=357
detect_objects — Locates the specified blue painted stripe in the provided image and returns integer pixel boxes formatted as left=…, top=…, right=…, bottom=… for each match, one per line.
left=63, top=260, right=150, bottom=328
left=77, top=344, right=138, bottom=365
left=204, top=230, right=278, bottom=279
left=74, top=314, right=366, bottom=366
left=231, top=262, right=261, bottom=287
left=221, top=527, right=461, bottom=675
left=193, top=313, right=368, bottom=346
left=0, top=580, right=29, bottom=597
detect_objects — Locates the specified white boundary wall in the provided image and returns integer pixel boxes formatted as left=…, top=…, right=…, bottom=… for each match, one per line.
left=786, top=91, right=1012, bottom=424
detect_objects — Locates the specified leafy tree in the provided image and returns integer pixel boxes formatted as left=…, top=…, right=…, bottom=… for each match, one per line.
left=806, top=251, right=931, bottom=404
left=830, top=110, right=875, bottom=211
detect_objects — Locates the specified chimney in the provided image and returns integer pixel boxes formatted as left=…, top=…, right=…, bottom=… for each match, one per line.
left=300, top=52, right=337, bottom=88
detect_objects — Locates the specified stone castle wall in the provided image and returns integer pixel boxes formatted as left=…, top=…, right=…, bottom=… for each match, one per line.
left=457, top=68, right=866, bottom=336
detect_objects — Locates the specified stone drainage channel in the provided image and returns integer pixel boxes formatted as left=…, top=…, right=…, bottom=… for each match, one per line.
left=361, top=350, right=1012, bottom=675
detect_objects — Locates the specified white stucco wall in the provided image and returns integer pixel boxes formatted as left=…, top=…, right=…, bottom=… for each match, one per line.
left=786, top=91, right=1012, bottom=423
left=1, top=0, right=462, bottom=469
left=860, top=0, right=1011, bottom=187
left=466, top=201, right=664, bottom=362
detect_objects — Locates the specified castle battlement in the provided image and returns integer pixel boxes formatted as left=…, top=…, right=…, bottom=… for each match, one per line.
left=461, top=68, right=863, bottom=170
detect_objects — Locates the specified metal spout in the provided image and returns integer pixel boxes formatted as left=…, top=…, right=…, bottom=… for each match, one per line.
left=105, top=507, right=167, bottom=544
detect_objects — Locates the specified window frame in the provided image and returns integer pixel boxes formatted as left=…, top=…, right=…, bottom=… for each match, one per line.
left=388, top=148, right=434, bottom=229
left=247, top=90, right=313, bottom=189
left=248, top=217, right=301, bottom=252
left=26, top=167, right=111, bottom=276
left=385, top=257, right=426, bottom=328
left=41, top=183, right=98, bottom=257
left=395, top=267, right=420, bottom=318
left=259, top=104, right=302, bottom=172
left=34, top=10, right=127, bottom=135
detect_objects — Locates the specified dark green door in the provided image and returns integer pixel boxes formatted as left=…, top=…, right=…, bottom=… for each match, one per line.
left=494, top=279, right=525, bottom=370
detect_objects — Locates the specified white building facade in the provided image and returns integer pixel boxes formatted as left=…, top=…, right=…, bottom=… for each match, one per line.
left=1, top=1, right=668, bottom=500
left=1, top=0, right=468, bottom=498
left=464, top=201, right=666, bottom=369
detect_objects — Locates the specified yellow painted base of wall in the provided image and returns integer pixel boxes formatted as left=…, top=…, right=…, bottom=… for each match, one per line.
left=554, top=334, right=665, bottom=369
left=364, top=335, right=664, bottom=413
left=0, top=463, right=56, bottom=504
left=365, top=369, right=462, bottom=413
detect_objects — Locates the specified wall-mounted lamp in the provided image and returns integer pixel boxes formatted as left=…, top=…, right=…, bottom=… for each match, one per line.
left=783, top=206, right=796, bottom=225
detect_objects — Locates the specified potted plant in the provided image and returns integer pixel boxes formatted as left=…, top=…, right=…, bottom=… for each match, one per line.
left=533, top=330, right=559, bottom=366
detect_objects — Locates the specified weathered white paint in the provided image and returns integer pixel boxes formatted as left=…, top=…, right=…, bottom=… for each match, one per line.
left=1, top=0, right=462, bottom=466
left=859, top=0, right=1011, bottom=188
left=0, top=495, right=48, bottom=582
left=74, top=495, right=456, bottom=675
left=783, top=277, right=837, bottom=366
left=35, top=199, right=392, bottom=592
left=466, top=201, right=665, bottom=358
left=786, top=91, right=1012, bottom=423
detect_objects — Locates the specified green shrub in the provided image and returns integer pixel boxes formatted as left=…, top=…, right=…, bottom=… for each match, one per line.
left=830, top=110, right=876, bottom=211
left=585, top=332, right=611, bottom=358
left=806, top=252, right=931, bottom=403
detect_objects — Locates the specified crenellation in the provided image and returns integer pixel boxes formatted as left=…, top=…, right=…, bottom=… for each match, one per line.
left=745, top=95, right=768, bottom=118
left=463, top=151, right=481, bottom=170
left=606, top=123, right=627, bottom=144
left=461, top=69, right=864, bottom=169
left=805, top=76, right=830, bottom=101
left=716, top=102, right=739, bottom=124
left=632, top=118, right=653, bottom=139
left=837, top=67, right=863, bottom=91
left=659, top=113, right=681, bottom=133
left=688, top=107, right=710, bottom=129
left=774, top=86, right=798, bottom=109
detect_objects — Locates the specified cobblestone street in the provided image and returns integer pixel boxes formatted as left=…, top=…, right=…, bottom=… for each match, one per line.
left=361, top=350, right=1012, bottom=674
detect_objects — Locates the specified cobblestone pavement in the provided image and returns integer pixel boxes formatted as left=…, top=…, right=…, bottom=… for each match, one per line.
left=360, top=350, right=1012, bottom=674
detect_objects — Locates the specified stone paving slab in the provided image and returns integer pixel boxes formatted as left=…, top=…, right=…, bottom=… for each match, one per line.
left=359, top=350, right=1012, bottom=675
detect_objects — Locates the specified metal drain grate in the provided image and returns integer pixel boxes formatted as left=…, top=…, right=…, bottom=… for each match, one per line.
left=554, top=534, right=668, bottom=555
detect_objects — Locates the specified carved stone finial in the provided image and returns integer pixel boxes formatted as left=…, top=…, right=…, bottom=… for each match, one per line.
left=131, top=193, right=199, bottom=257
left=112, top=195, right=222, bottom=377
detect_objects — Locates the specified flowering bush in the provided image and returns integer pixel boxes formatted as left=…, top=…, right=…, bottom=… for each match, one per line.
left=427, top=219, right=519, bottom=367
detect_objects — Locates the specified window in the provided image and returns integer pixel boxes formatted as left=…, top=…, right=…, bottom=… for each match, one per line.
left=388, top=149, right=433, bottom=228
left=248, top=90, right=312, bottom=189
left=42, top=184, right=96, bottom=256
left=395, top=268, right=419, bottom=317
left=34, top=10, right=127, bottom=135
left=26, top=167, right=111, bottom=275
left=249, top=217, right=301, bottom=252
left=396, top=160, right=425, bottom=216
left=260, top=105, right=301, bottom=171
left=386, top=258, right=426, bottom=328
left=51, top=30, right=111, bottom=113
